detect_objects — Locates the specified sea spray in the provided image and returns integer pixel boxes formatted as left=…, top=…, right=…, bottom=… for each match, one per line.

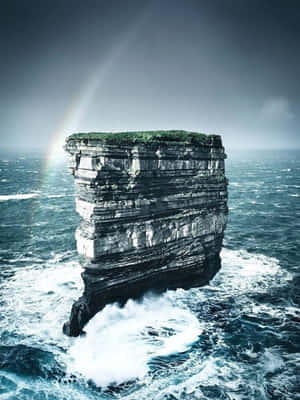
left=67, top=294, right=202, bottom=387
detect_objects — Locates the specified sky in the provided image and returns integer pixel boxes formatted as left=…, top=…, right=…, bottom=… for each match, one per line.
left=1, top=0, right=299, bottom=153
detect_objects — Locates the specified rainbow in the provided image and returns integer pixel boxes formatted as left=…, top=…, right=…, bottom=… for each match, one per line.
left=43, top=3, right=152, bottom=173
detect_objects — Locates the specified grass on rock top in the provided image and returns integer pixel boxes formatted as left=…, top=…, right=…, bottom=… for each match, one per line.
left=66, top=130, right=220, bottom=146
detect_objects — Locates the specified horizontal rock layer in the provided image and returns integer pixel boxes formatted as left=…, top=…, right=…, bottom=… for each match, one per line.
left=63, top=133, right=228, bottom=336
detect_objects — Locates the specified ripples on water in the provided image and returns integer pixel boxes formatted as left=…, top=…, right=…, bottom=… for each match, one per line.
left=0, top=150, right=299, bottom=399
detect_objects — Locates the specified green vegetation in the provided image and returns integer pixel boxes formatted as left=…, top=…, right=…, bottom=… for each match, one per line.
left=66, top=130, right=219, bottom=146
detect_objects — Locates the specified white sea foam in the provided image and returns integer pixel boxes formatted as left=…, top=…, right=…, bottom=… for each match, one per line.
left=261, top=349, right=284, bottom=373
left=65, top=249, right=291, bottom=390
left=47, top=194, right=66, bottom=198
left=67, top=294, right=201, bottom=387
left=0, top=247, right=292, bottom=396
left=216, top=248, right=291, bottom=295
left=1, top=255, right=82, bottom=346
left=0, top=193, right=39, bottom=201
left=46, top=194, right=74, bottom=198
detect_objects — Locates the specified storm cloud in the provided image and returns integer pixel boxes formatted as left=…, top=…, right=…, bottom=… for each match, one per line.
left=1, top=0, right=299, bottom=152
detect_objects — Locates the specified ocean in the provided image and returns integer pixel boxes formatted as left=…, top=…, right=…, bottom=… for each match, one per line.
left=0, top=150, right=299, bottom=399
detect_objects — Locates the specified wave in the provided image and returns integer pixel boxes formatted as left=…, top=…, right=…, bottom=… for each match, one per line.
left=0, top=344, right=64, bottom=379
left=0, top=248, right=293, bottom=397
left=217, top=248, right=290, bottom=293
left=0, top=255, right=82, bottom=346
left=67, top=294, right=201, bottom=387
left=46, top=194, right=74, bottom=198
left=65, top=248, right=291, bottom=390
left=0, top=193, right=39, bottom=201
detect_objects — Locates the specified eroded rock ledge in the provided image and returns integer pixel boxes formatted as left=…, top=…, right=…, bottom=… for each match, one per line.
left=63, top=131, right=228, bottom=336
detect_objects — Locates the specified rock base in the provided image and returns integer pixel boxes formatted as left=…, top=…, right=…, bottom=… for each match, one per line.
left=63, top=253, right=221, bottom=337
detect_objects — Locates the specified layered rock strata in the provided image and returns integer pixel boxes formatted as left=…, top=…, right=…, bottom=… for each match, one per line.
left=63, top=131, right=228, bottom=336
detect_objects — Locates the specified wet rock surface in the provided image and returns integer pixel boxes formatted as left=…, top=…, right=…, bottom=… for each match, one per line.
left=63, top=132, right=228, bottom=336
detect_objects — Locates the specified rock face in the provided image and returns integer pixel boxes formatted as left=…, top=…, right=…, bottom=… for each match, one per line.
left=63, top=131, right=228, bottom=336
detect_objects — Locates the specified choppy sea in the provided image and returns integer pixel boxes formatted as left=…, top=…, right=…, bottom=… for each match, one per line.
left=0, top=150, right=299, bottom=400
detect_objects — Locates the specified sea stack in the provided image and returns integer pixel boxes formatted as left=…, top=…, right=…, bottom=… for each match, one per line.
left=63, top=131, right=228, bottom=336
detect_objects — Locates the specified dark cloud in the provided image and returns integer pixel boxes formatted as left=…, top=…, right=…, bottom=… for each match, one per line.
left=1, top=0, right=299, bottom=151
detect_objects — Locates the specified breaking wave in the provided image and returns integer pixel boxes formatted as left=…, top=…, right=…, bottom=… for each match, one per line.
left=0, top=193, right=39, bottom=201
left=67, top=294, right=201, bottom=387
left=0, top=245, right=297, bottom=399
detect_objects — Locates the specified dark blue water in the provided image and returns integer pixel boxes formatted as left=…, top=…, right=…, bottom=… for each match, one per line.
left=0, top=150, right=299, bottom=399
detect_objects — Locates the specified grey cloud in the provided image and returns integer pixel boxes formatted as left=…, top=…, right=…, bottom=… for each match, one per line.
left=0, top=0, right=299, bottom=152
